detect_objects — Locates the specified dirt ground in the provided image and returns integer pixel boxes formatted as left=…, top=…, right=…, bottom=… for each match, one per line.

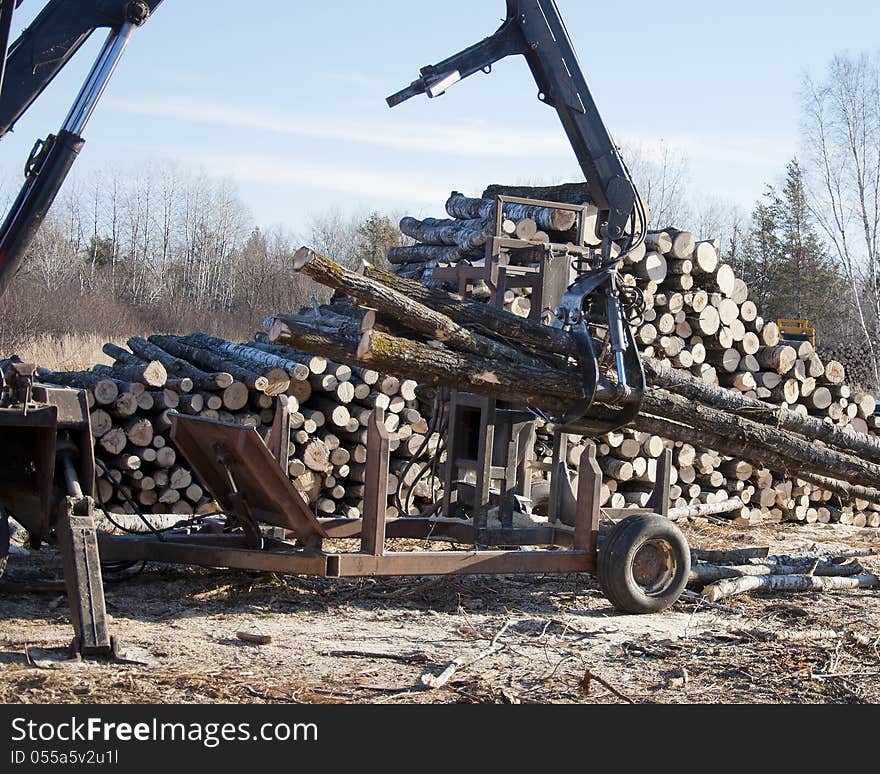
left=1, top=520, right=879, bottom=705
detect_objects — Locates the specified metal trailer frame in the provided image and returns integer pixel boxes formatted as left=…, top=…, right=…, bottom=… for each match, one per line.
left=96, top=408, right=672, bottom=583
left=97, top=192, right=674, bottom=597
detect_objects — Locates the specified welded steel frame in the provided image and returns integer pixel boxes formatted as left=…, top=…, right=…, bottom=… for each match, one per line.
left=97, top=410, right=673, bottom=581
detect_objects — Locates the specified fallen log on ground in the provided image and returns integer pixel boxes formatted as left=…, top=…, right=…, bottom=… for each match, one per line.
left=689, top=560, right=865, bottom=585
left=703, top=573, right=880, bottom=602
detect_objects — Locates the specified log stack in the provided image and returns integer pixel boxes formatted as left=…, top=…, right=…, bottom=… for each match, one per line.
left=266, top=229, right=880, bottom=531
left=371, top=185, right=880, bottom=529
left=20, top=180, right=880, bottom=532
left=35, top=331, right=439, bottom=520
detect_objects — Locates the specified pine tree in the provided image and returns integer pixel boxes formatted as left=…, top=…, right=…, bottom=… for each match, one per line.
left=354, top=212, right=407, bottom=269
left=774, top=159, right=848, bottom=337
left=739, top=159, right=847, bottom=342
left=740, top=196, right=780, bottom=314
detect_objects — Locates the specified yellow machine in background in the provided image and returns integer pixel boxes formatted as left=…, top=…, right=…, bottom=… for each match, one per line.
left=777, top=318, right=816, bottom=347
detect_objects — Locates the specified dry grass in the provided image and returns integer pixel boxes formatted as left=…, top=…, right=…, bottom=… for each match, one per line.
left=16, top=332, right=119, bottom=372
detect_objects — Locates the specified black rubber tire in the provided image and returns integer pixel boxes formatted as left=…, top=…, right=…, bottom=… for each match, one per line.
left=598, top=514, right=690, bottom=614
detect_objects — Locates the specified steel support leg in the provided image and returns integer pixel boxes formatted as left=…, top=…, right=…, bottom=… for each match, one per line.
left=57, top=496, right=113, bottom=657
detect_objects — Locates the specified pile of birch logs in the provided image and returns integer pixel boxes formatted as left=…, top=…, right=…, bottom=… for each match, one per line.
left=34, top=331, right=439, bottom=519
left=686, top=545, right=878, bottom=602
left=267, top=233, right=880, bottom=531
left=359, top=182, right=880, bottom=529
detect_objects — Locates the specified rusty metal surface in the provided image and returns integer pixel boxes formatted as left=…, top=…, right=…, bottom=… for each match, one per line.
left=361, top=406, right=390, bottom=556
left=646, top=447, right=672, bottom=519
left=94, top=402, right=612, bottom=594
left=574, top=442, right=601, bottom=553
left=0, top=404, right=57, bottom=540
left=57, top=496, right=112, bottom=656
left=317, top=516, right=576, bottom=546
left=329, top=549, right=593, bottom=577
left=170, top=414, right=325, bottom=542
left=266, top=394, right=292, bottom=471
left=98, top=532, right=329, bottom=576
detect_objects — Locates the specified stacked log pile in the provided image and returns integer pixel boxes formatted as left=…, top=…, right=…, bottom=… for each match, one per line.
left=35, top=331, right=439, bottom=520
left=21, top=179, right=880, bottom=532
left=358, top=184, right=880, bottom=528
left=818, top=339, right=877, bottom=395
left=266, top=243, right=880, bottom=531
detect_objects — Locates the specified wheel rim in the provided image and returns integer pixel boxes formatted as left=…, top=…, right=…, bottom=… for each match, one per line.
left=631, top=538, right=677, bottom=596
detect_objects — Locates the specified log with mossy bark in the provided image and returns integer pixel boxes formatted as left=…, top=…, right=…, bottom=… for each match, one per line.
left=348, top=252, right=880, bottom=472
left=271, top=311, right=880, bottom=501
left=275, top=247, right=880, bottom=503
left=292, top=247, right=549, bottom=370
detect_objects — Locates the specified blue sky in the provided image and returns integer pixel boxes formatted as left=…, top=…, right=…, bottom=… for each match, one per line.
left=4, top=0, right=880, bottom=232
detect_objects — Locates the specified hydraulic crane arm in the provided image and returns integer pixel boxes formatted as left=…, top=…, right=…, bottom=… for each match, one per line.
left=0, top=0, right=162, bottom=297
left=387, top=0, right=645, bottom=252
left=0, top=0, right=163, bottom=136
left=388, top=0, right=648, bottom=433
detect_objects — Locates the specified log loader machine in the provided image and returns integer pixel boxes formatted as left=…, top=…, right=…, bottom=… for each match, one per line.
left=0, top=0, right=690, bottom=653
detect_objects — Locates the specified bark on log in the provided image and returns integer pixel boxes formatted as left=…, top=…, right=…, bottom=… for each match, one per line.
left=182, top=333, right=290, bottom=395
left=691, top=547, right=770, bottom=564
left=149, top=335, right=269, bottom=393
left=293, top=247, right=546, bottom=370
left=690, top=560, right=864, bottom=584
left=387, top=244, right=475, bottom=265
left=481, top=182, right=592, bottom=205
left=277, top=300, right=880, bottom=501
left=36, top=369, right=119, bottom=405
left=445, top=191, right=579, bottom=232
left=127, top=336, right=233, bottom=390
left=362, top=264, right=579, bottom=360
left=642, top=388, right=880, bottom=493
left=667, top=498, right=743, bottom=521
left=399, top=216, right=491, bottom=252
left=703, top=573, right=879, bottom=602
left=643, top=359, right=880, bottom=465
left=250, top=342, right=329, bottom=375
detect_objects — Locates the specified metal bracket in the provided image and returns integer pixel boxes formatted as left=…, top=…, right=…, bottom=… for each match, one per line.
left=57, top=496, right=113, bottom=657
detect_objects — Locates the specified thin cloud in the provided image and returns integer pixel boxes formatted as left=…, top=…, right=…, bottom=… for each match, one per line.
left=183, top=151, right=471, bottom=205
left=620, top=131, right=795, bottom=168
left=105, top=96, right=572, bottom=159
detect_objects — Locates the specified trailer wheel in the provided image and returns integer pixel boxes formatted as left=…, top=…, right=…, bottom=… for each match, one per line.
left=598, top=514, right=689, bottom=614
left=0, top=509, right=9, bottom=580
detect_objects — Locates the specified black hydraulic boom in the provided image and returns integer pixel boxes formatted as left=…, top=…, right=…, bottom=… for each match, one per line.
left=387, top=0, right=645, bottom=252
left=388, top=0, right=648, bottom=433
left=0, top=0, right=162, bottom=298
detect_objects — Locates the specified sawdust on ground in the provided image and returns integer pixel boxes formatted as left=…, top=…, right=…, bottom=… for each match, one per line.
left=1, top=521, right=879, bottom=704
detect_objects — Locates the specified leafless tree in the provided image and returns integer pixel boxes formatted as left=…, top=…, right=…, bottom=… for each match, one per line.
left=802, top=52, right=880, bottom=385
left=305, top=208, right=363, bottom=269
left=622, top=139, right=692, bottom=228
